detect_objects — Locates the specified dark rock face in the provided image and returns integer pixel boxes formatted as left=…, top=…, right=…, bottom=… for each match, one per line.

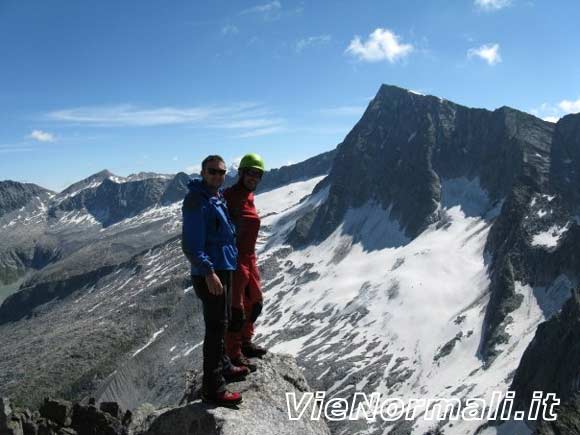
left=534, top=394, right=580, bottom=435
left=0, top=396, right=131, bottom=435
left=0, top=180, right=53, bottom=218
left=550, top=113, right=580, bottom=212
left=218, top=149, right=334, bottom=194
left=512, top=285, right=580, bottom=401
left=480, top=175, right=580, bottom=361
left=507, top=287, right=580, bottom=432
left=39, top=397, right=73, bottom=426
left=48, top=170, right=191, bottom=227
left=159, top=172, right=190, bottom=205
left=255, top=149, right=336, bottom=194
left=51, top=178, right=167, bottom=227
left=57, top=169, right=114, bottom=198
left=0, top=181, right=55, bottom=286
left=290, top=84, right=553, bottom=246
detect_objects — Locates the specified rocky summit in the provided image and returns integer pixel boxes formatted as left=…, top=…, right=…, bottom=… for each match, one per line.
left=0, top=353, right=329, bottom=435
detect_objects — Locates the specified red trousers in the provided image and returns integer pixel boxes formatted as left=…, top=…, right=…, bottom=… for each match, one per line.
left=225, top=253, right=263, bottom=359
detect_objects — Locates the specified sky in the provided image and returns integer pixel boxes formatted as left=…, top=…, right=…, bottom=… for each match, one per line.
left=1, top=0, right=579, bottom=191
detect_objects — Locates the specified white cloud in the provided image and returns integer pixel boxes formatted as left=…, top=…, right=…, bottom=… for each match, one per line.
left=559, top=98, right=580, bottom=114
left=48, top=104, right=213, bottom=126
left=475, top=0, right=512, bottom=11
left=217, top=118, right=284, bottom=129
left=296, top=35, right=331, bottom=53
left=467, top=43, right=501, bottom=65
left=46, top=103, right=286, bottom=137
left=28, top=129, right=55, bottom=142
left=318, top=105, right=366, bottom=116
left=221, top=24, right=239, bottom=35
left=529, top=97, right=580, bottom=122
left=345, top=28, right=413, bottom=63
left=236, top=126, right=286, bottom=138
left=240, top=1, right=281, bottom=20
left=530, top=103, right=561, bottom=122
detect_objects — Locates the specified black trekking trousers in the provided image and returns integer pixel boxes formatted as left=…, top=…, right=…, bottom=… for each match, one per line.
left=192, top=270, right=233, bottom=396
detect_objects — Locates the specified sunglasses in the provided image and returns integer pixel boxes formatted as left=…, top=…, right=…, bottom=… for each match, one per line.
left=206, top=167, right=226, bottom=176
left=245, top=169, right=263, bottom=179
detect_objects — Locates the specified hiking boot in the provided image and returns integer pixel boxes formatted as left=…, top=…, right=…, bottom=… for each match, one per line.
left=242, top=342, right=268, bottom=358
left=230, top=355, right=257, bottom=372
left=201, top=390, right=243, bottom=406
left=223, top=364, right=250, bottom=382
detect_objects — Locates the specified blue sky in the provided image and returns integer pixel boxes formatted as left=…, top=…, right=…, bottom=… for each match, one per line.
left=1, top=0, right=579, bottom=191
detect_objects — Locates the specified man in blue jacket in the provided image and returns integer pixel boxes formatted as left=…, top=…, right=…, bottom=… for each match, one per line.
left=181, top=155, right=248, bottom=406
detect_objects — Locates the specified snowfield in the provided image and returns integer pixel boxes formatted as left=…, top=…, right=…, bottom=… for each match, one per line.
left=252, top=176, right=554, bottom=435
left=531, top=223, right=570, bottom=249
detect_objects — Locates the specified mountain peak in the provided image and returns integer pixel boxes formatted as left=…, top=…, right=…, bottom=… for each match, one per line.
left=58, top=169, right=116, bottom=196
left=374, top=83, right=422, bottom=102
left=368, top=84, right=460, bottom=116
left=89, top=169, right=114, bottom=179
left=0, top=181, right=53, bottom=218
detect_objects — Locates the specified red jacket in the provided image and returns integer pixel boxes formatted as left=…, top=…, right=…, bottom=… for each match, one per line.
left=223, top=182, right=261, bottom=256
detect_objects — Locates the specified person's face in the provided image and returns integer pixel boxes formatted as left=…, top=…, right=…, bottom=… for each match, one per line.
left=241, top=168, right=263, bottom=191
left=201, top=159, right=227, bottom=189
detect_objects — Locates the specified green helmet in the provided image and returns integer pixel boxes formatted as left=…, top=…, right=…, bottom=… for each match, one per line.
left=238, top=153, right=265, bottom=172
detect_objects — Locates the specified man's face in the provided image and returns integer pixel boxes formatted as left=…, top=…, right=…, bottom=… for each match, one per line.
left=241, top=168, right=263, bottom=191
left=201, top=159, right=227, bottom=189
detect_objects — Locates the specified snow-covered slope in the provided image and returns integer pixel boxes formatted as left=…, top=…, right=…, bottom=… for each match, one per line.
left=252, top=176, right=565, bottom=435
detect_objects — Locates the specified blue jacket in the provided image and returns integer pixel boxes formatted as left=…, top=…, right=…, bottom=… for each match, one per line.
left=181, top=178, right=237, bottom=276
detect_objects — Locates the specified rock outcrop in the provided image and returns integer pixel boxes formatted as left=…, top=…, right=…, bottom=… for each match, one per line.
left=144, top=352, right=329, bottom=435
left=0, top=181, right=53, bottom=219
left=507, top=286, right=580, bottom=433
left=0, top=396, right=132, bottom=435
left=48, top=174, right=185, bottom=227
left=255, top=149, right=335, bottom=194
left=0, top=353, right=330, bottom=435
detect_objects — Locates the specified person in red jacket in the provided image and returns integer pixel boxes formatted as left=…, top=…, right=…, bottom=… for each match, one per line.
left=223, top=153, right=268, bottom=371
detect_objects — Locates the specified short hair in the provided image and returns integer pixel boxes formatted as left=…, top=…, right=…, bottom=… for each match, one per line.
left=201, top=155, right=225, bottom=171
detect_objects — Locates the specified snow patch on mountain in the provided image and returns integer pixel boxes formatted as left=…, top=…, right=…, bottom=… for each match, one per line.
left=440, top=176, right=500, bottom=219
left=531, top=223, right=570, bottom=248
left=99, top=202, right=182, bottom=233
left=252, top=175, right=563, bottom=434
left=54, top=209, right=100, bottom=227
left=0, top=195, right=49, bottom=229
left=132, top=325, right=168, bottom=357
left=256, top=176, right=329, bottom=251
left=256, top=175, right=327, bottom=217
